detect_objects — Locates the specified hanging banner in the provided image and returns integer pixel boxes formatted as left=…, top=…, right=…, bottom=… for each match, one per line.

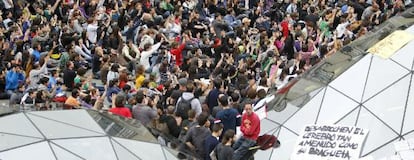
left=291, top=125, right=369, bottom=160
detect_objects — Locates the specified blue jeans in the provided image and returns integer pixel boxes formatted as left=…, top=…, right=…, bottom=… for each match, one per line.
left=233, top=137, right=256, bottom=160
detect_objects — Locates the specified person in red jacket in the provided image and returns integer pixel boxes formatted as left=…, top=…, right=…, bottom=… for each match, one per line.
left=109, top=94, right=132, bottom=118
left=170, top=35, right=187, bottom=66
left=233, top=103, right=260, bottom=160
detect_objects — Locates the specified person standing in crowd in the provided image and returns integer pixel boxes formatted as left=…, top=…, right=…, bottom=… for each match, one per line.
left=233, top=103, right=260, bottom=160
left=175, top=80, right=202, bottom=119
left=216, top=129, right=236, bottom=160
left=132, top=91, right=158, bottom=126
left=215, top=94, right=241, bottom=135
left=204, top=123, right=223, bottom=160
left=185, top=112, right=211, bottom=159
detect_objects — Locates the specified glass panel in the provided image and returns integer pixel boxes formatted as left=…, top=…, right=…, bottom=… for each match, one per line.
left=113, top=137, right=165, bottom=160
left=357, top=107, right=399, bottom=155
left=362, top=55, right=409, bottom=101
left=0, top=142, right=55, bottom=160
left=403, top=75, right=414, bottom=134
left=363, top=140, right=398, bottom=159
left=0, top=133, right=43, bottom=151
left=29, top=110, right=105, bottom=134
left=390, top=39, right=414, bottom=70
left=0, top=113, right=43, bottom=138
left=363, top=75, right=410, bottom=132
left=270, top=128, right=299, bottom=160
left=27, top=114, right=104, bottom=139
left=50, top=143, right=83, bottom=160
left=0, top=106, right=14, bottom=116
left=260, top=120, right=279, bottom=135
left=87, top=110, right=157, bottom=143
left=283, top=88, right=325, bottom=133
left=110, top=138, right=140, bottom=160
left=163, top=147, right=181, bottom=160
left=254, top=147, right=272, bottom=160
left=52, top=137, right=117, bottom=160
left=162, top=147, right=178, bottom=160
left=334, top=107, right=359, bottom=126
left=266, top=103, right=298, bottom=125
left=329, top=54, right=372, bottom=102
left=317, top=87, right=359, bottom=124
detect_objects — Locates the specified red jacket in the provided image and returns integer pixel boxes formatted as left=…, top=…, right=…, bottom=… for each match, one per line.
left=241, top=112, right=261, bottom=141
left=109, top=107, right=132, bottom=118
left=281, top=20, right=289, bottom=38
left=170, top=43, right=186, bottom=66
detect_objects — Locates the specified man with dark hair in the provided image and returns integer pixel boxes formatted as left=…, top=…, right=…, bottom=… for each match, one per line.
left=175, top=81, right=202, bottom=119
left=207, top=78, right=222, bottom=113
left=65, top=89, right=80, bottom=108
left=132, top=91, right=158, bottom=126
left=204, top=123, right=223, bottom=160
left=109, top=94, right=132, bottom=118
left=215, top=94, right=241, bottom=135
left=185, top=112, right=211, bottom=159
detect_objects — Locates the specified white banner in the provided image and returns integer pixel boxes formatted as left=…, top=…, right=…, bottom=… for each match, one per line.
left=291, top=125, right=369, bottom=160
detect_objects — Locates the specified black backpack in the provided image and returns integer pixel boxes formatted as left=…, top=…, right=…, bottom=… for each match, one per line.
left=176, top=96, right=195, bottom=120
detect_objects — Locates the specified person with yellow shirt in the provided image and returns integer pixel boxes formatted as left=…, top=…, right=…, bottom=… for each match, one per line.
left=135, top=65, right=146, bottom=89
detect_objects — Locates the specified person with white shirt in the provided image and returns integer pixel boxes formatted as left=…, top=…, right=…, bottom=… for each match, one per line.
left=86, top=18, right=99, bottom=44
left=140, top=39, right=163, bottom=72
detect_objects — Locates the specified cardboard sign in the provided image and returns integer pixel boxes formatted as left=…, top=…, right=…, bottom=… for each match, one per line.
left=291, top=125, right=369, bottom=160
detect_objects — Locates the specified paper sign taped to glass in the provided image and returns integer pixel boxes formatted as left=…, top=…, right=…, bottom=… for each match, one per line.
left=367, top=30, right=414, bottom=59
left=291, top=125, right=369, bottom=160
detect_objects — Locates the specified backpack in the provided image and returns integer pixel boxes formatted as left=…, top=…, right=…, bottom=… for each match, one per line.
left=176, top=96, right=195, bottom=120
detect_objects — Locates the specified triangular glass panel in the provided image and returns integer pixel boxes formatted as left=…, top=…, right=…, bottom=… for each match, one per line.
left=316, top=87, right=360, bottom=124
left=0, top=141, right=55, bottom=160
left=335, top=106, right=360, bottom=126
left=113, top=137, right=165, bottom=160
left=402, top=74, right=414, bottom=135
left=0, top=133, right=43, bottom=151
left=403, top=132, right=414, bottom=141
left=0, top=113, right=43, bottom=138
left=254, top=146, right=273, bottom=160
left=163, top=147, right=181, bottom=160
left=27, top=114, right=104, bottom=139
left=52, top=137, right=117, bottom=160
left=361, top=138, right=398, bottom=159
left=363, top=75, right=410, bottom=132
left=87, top=110, right=158, bottom=143
left=329, top=54, right=372, bottom=102
left=269, top=127, right=299, bottom=160
left=362, top=55, right=409, bottom=101
left=283, top=88, right=326, bottom=133
left=266, top=103, right=299, bottom=125
left=110, top=138, right=140, bottom=160
left=390, top=26, right=414, bottom=71
left=50, top=143, right=84, bottom=160
left=357, top=107, right=400, bottom=155
left=29, top=110, right=105, bottom=134
left=260, top=119, right=280, bottom=135
left=162, top=147, right=178, bottom=160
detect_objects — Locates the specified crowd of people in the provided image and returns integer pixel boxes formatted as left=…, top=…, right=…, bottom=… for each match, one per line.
left=0, top=0, right=411, bottom=158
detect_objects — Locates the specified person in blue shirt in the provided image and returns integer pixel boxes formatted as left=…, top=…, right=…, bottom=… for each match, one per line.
left=215, top=95, right=241, bottom=137
left=31, top=42, right=42, bottom=62
left=5, top=65, right=25, bottom=96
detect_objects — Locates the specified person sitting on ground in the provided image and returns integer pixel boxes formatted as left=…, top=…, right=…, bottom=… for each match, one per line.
left=109, top=94, right=132, bottom=118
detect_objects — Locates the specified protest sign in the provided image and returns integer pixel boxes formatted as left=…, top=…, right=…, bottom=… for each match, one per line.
left=291, top=125, right=369, bottom=160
